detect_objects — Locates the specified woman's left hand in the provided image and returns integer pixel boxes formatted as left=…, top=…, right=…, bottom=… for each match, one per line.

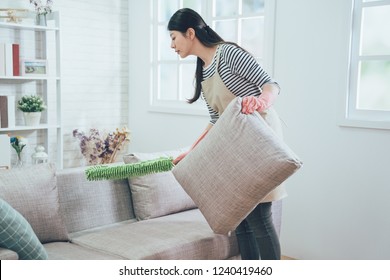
left=241, top=96, right=266, bottom=114
left=241, top=85, right=279, bottom=114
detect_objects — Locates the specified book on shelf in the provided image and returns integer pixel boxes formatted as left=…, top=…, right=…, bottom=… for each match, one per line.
left=0, top=134, right=11, bottom=169
left=12, top=44, right=20, bottom=76
left=0, top=95, right=16, bottom=128
left=0, top=43, right=20, bottom=77
left=4, top=43, right=13, bottom=76
left=0, top=43, right=5, bottom=76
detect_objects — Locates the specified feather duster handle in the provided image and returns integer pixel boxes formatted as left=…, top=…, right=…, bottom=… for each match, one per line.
left=85, top=157, right=174, bottom=181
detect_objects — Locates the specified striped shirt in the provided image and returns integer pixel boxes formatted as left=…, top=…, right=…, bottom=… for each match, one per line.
left=202, top=43, right=276, bottom=124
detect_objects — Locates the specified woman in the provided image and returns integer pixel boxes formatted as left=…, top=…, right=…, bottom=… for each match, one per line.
left=168, top=8, right=286, bottom=260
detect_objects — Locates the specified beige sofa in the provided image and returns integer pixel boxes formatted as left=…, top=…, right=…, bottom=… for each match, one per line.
left=0, top=150, right=282, bottom=260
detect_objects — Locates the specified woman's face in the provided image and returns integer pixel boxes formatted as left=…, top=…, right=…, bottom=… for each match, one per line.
left=170, top=30, right=193, bottom=59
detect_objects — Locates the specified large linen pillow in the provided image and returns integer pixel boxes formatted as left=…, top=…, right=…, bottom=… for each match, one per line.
left=0, top=163, right=69, bottom=243
left=172, top=97, right=303, bottom=234
left=123, top=149, right=196, bottom=220
left=0, top=198, right=48, bottom=260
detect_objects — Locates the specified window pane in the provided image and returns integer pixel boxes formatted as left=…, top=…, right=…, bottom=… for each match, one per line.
left=152, top=0, right=273, bottom=114
left=182, top=0, right=201, bottom=11
left=357, top=60, right=390, bottom=110
left=158, top=0, right=178, bottom=22
left=361, top=5, right=390, bottom=56
left=158, top=25, right=177, bottom=61
left=241, top=17, right=264, bottom=58
left=242, top=0, right=265, bottom=14
left=213, top=0, right=238, bottom=17
left=180, top=64, right=196, bottom=101
left=158, top=64, right=178, bottom=100
left=214, top=19, right=237, bottom=42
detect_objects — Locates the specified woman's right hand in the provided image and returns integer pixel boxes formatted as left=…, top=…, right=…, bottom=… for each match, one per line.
left=173, top=151, right=189, bottom=165
left=173, top=125, right=211, bottom=165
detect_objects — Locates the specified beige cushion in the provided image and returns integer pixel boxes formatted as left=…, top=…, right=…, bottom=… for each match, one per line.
left=70, top=209, right=239, bottom=260
left=0, top=163, right=69, bottom=243
left=172, top=97, right=303, bottom=234
left=56, top=165, right=135, bottom=234
left=123, top=149, right=196, bottom=220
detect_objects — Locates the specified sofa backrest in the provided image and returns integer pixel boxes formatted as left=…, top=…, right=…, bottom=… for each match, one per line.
left=56, top=166, right=135, bottom=234
left=0, top=163, right=70, bottom=243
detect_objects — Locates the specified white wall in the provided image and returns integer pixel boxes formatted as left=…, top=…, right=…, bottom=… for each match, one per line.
left=56, top=0, right=129, bottom=168
left=274, top=0, right=390, bottom=260
left=128, top=0, right=390, bottom=259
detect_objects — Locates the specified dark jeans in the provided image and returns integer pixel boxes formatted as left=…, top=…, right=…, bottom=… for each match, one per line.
left=235, top=202, right=281, bottom=260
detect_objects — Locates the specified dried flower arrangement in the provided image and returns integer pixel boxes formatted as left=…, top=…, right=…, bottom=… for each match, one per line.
left=73, top=127, right=130, bottom=165
left=30, top=0, right=53, bottom=15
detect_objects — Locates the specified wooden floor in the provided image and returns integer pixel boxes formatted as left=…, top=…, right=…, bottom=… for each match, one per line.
left=281, top=255, right=296, bottom=260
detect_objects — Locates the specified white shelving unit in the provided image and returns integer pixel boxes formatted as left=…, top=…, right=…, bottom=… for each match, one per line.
left=0, top=11, right=62, bottom=168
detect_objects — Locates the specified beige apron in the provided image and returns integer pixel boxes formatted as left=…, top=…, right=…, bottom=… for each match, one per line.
left=201, top=45, right=287, bottom=202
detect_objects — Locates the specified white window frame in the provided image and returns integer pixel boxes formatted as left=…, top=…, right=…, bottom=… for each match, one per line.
left=149, top=0, right=276, bottom=116
left=342, top=0, right=390, bottom=130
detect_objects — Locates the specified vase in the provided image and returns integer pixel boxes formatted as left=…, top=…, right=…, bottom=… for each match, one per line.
left=13, top=153, right=24, bottom=168
left=23, top=112, right=41, bottom=126
left=35, top=14, right=47, bottom=26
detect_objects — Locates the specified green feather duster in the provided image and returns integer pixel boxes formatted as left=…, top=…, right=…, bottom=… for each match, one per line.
left=85, top=157, right=174, bottom=181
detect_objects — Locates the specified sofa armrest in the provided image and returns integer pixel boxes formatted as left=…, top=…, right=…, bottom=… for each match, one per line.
left=0, top=247, right=19, bottom=260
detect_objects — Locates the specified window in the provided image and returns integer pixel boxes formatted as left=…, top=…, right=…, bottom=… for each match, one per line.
left=150, top=0, right=276, bottom=115
left=345, top=0, right=390, bottom=129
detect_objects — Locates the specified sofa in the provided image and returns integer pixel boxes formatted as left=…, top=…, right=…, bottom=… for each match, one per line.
left=0, top=149, right=282, bottom=260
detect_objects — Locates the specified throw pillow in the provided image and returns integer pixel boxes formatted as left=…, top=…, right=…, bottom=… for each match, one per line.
left=0, top=198, right=48, bottom=260
left=123, top=149, right=196, bottom=220
left=0, top=163, right=69, bottom=243
left=172, top=97, right=303, bottom=234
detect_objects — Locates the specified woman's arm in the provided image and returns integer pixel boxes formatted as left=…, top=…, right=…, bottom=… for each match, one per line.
left=173, top=123, right=213, bottom=165
left=242, top=82, right=280, bottom=114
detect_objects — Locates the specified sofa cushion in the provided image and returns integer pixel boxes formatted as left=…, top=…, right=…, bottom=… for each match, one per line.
left=70, top=209, right=239, bottom=260
left=0, top=247, right=19, bottom=260
left=123, top=149, right=196, bottom=220
left=56, top=165, right=135, bottom=234
left=44, top=242, right=123, bottom=260
left=172, top=97, right=303, bottom=234
left=0, top=198, right=48, bottom=259
left=0, top=163, right=69, bottom=243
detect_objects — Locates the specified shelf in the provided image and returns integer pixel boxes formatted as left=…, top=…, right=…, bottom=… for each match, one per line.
left=0, top=76, right=60, bottom=81
left=1, top=11, right=62, bottom=168
left=0, top=21, right=58, bottom=31
left=0, top=124, right=60, bottom=132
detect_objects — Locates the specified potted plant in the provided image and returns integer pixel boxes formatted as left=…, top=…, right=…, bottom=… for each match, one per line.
left=17, top=95, right=46, bottom=126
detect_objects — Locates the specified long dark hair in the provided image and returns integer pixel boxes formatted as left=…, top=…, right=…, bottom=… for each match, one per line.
left=168, top=8, right=225, bottom=103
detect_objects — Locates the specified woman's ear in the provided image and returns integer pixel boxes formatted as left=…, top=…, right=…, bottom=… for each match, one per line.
left=186, top=28, right=196, bottom=40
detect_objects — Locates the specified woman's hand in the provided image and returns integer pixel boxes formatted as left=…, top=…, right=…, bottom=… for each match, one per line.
left=173, top=125, right=211, bottom=165
left=173, top=151, right=189, bottom=165
left=241, top=84, right=279, bottom=114
left=241, top=96, right=266, bottom=114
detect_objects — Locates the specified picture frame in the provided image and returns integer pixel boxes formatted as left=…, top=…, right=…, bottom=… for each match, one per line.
left=20, top=59, right=48, bottom=76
